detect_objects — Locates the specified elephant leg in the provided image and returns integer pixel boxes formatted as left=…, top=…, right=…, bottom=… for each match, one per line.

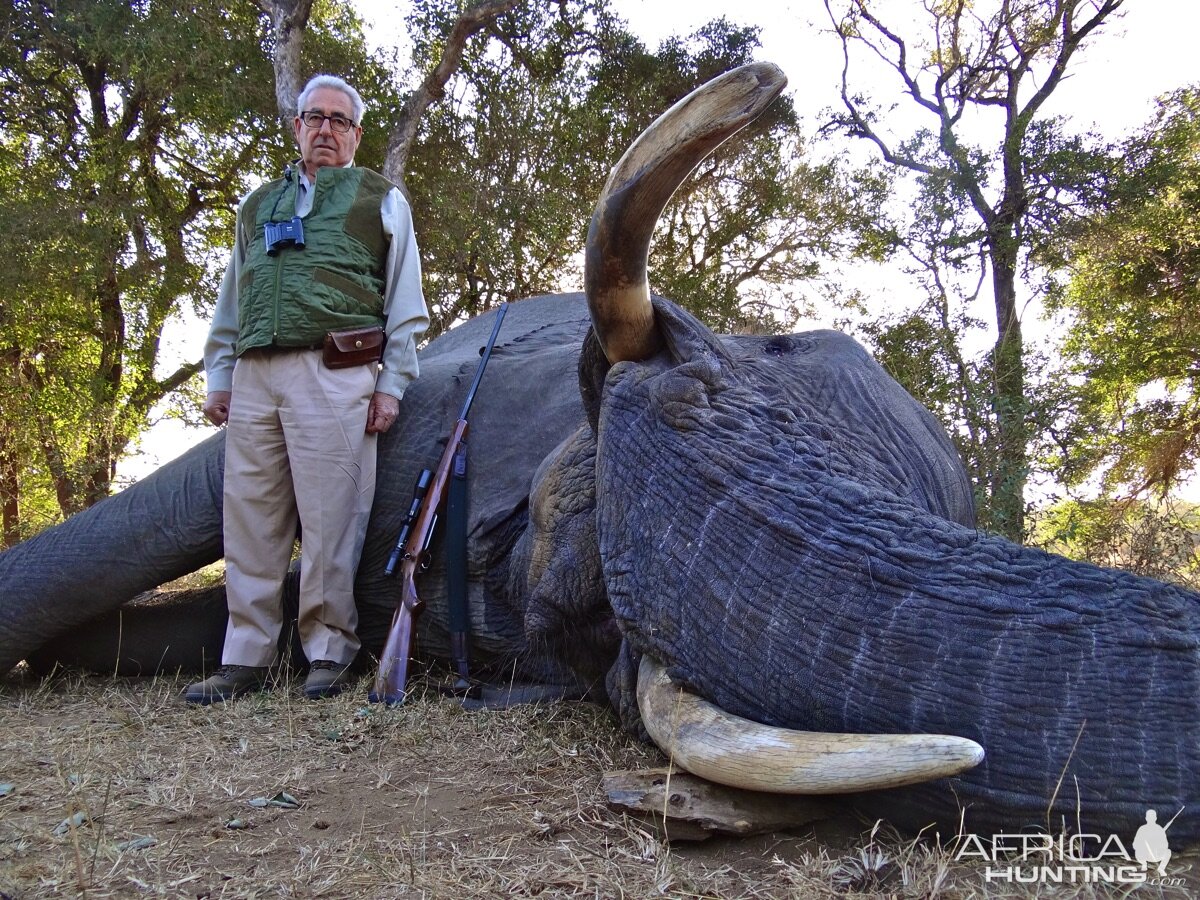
left=26, top=571, right=307, bottom=677
left=25, top=586, right=229, bottom=676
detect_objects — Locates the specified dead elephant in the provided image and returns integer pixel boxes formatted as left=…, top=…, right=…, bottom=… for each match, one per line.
left=1, top=63, right=1196, bottom=843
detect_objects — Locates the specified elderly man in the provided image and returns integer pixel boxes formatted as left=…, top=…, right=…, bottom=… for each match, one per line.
left=185, top=75, right=429, bottom=704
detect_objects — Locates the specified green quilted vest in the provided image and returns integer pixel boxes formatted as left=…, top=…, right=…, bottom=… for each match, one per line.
left=235, top=166, right=393, bottom=353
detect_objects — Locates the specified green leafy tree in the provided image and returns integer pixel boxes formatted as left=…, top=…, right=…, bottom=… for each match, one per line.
left=406, top=2, right=884, bottom=336
left=402, top=0, right=613, bottom=334
left=1048, top=87, right=1200, bottom=499
left=0, top=0, right=887, bottom=546
left=1031, top=496, right=1200, bottom=589
left=826, top=0, right=1124, bottom=540
left=0, top=0, right=389, bottom=542
left=851, top=164, right=1063, bottom=523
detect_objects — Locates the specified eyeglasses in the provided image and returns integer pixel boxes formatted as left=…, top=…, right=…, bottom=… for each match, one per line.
left=299, top=110, right=357, bottom=134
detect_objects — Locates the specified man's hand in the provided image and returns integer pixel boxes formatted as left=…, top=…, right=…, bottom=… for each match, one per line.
left=203, top=391, right=232, bottom=426
left=366, top=391, right=400, bottom=434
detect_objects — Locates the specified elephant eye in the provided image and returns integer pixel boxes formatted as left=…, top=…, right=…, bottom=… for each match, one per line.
left=763, top=336, right=794, bottom=355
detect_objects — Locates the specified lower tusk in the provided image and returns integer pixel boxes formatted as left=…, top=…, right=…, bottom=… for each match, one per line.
left=636, top=655, right=985, bottom=794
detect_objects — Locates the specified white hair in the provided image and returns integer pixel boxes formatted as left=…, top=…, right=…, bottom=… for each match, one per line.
left=296, top=75, right=364, bottom=124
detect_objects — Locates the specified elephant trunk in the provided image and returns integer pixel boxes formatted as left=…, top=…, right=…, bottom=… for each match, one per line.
left=583, top=63, right=786, bottom=364
left=0, top=434, right=226, bottom=672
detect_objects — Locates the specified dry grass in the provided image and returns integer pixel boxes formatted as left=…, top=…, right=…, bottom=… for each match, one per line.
left=1, top=666, right=1195, bottom=899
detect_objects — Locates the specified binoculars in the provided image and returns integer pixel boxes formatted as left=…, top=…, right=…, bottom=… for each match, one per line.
left=264, top=216, right=305, bottom=255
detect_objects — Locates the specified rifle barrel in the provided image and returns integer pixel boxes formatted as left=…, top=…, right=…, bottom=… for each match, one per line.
left=457, top=303, right=508, bottom=420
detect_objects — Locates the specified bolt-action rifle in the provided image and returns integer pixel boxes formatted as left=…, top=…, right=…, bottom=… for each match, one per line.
left=369, top=303, right=508, bottom=705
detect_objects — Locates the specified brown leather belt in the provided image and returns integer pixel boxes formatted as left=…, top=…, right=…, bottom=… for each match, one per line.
left=239, top=343, right=323, bottom=357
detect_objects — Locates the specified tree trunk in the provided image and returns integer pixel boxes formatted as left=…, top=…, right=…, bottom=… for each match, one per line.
left=259, top=0, right=315, bottom=119
left=0, top=346, right=18, bottom=548
left=988, top=244, right=1027, bottom=541
left=0, top=445, right=17, bottom=549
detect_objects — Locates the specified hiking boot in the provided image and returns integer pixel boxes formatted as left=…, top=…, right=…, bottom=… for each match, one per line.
left=184, top=665, right=268, bottom=705
left=304, top=660, right=355, bottom=699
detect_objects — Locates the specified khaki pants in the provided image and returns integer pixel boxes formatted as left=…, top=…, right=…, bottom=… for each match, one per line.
left=221, top=349, right=377, bottom=667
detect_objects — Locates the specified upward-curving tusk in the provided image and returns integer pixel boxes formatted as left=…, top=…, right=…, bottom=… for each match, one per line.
left=637, top=656, right=985, bottom=794
left=584, top=63, right=787, bottom=364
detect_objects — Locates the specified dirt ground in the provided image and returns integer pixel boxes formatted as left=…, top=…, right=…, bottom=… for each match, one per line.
left=1, top=666, right=1196, bottom=899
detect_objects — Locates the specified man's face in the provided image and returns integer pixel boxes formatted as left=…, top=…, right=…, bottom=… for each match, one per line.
left=293, top=86, right=362, bottom=173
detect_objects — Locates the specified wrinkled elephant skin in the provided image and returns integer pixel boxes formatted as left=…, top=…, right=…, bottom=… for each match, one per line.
left=579, top=299, right=1199, bottom=841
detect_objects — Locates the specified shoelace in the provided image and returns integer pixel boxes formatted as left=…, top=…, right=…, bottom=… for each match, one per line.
left=215, top=664, right=261, bottom=678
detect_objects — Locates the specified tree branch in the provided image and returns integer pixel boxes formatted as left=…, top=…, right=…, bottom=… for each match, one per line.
left=383, top=0, right=521, bottom=187
left=126, top=360, right=206, bottom=419
left=1017, top=0, right=1124, bottom=130
left=827, top=2, right=947, bottom=181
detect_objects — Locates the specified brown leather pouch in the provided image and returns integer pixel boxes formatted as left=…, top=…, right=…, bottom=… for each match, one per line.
left=322, top=325, right=386, bottom=369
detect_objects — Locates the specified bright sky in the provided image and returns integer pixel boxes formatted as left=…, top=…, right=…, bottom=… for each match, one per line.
left=123, top=0, right=1200, bottom=486
left=353, top=0, right=1199, bottom=137
left=602, top=0, right=1199, bottom=138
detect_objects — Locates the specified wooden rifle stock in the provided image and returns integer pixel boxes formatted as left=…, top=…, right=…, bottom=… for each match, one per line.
left=370, top=558, right=422, bottom=704
left=369, top=303, right=508, bottom=705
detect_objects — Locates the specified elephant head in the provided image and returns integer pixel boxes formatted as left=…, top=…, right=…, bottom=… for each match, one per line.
left=517, top=62, right=1199, bottom=841
left=2, top=63, right=1196, bottom=844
